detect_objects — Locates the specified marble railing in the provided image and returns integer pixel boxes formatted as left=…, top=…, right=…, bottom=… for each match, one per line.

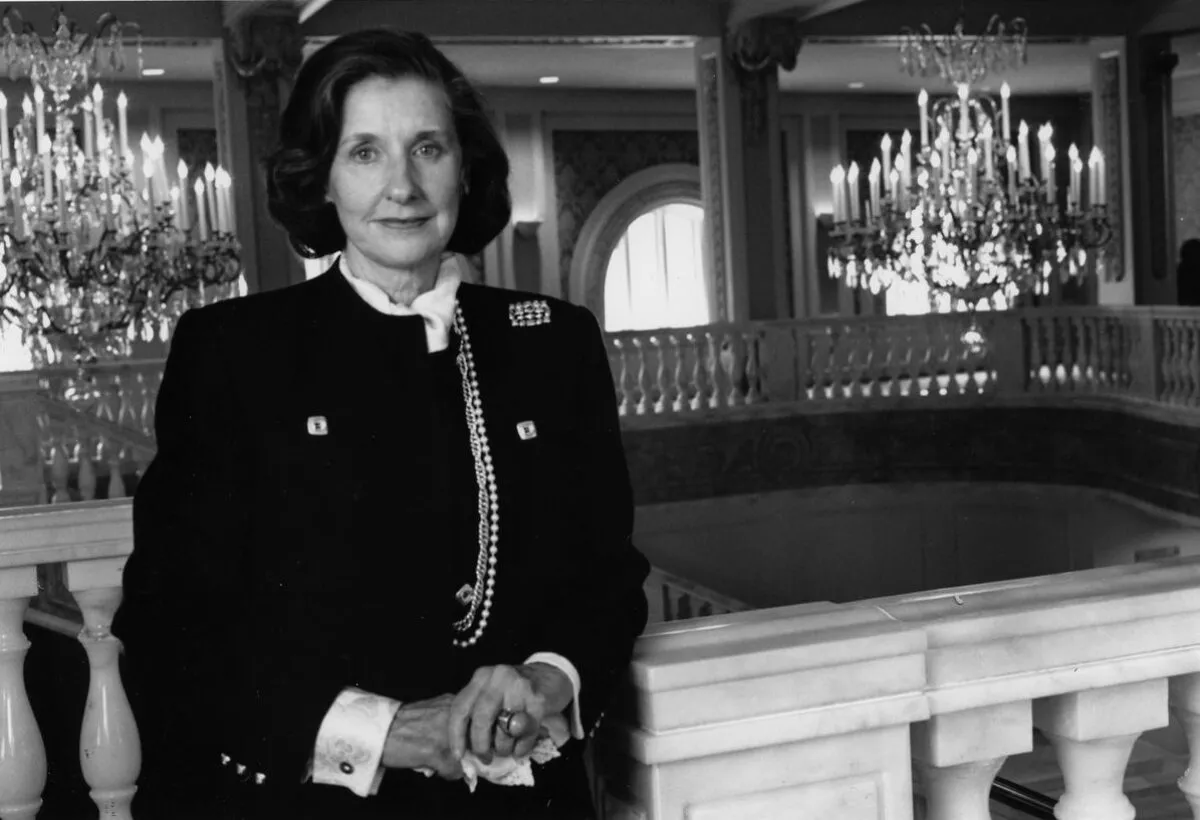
left=0, top=501, right=137, bottom=819
left=597, top=557, right=1200, bottom=820
left=11, top=500, right=1200, bottom=820
left=643, top=566, right=749, bottom=624
left=607, top=307, right=1200, bottom=421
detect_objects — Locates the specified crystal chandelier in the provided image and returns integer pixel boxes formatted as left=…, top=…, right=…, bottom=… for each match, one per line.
left=826, top=15, right=1111, bottom=325
left=0, top=7, right=243, bottom=370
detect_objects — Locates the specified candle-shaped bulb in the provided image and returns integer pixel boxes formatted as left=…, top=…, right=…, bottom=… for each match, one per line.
left=919, top=89, right=928, bottom=107
left=215, top=166, right=231, bottom=188
left=92, top=83, right=103, bottom=104
left=1001, top=83, right=1011, bottom=99
left=881, top=134, right=892, bottom=154
left=33, top=85, right=42, bottom=104
left=194, top=178, right=205, bottom=197
left=869, top=157, right=881, bottom=177
left=9, top=168, right=17, bottom=188
left=1007, top=145, right=1017, bottom=162
left=847, top=162, right=860, bottom=183
left=204, top=162, right=215, bottom=182
left=0, top=91, right=7, bottom=109
left=140, top=132, right=152, bottom=153
left=957, top=83, right=969, bottom=102
left=21, top=95, right=31, bottom=117
left=1019, top=121, right=1029, bottom=138
left=831, top=165, right=845, bottom=184
left=151, top=135, right=164, bottom=158
left=1089, top=146, right=1103, bottom=165
left=117, top=91, right=127, bottom=110
left=177, top=158, right=188, bottom=181
left=901, top=130, right=912, bottom=146
left=1069, top=143, right=1080, bottom=162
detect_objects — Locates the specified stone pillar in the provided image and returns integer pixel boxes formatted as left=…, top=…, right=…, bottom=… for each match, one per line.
left=1125, top=34, right=1178, bottom=305
left=1090, top=40, right=1132, bottom=305
left=694, top=17, right=800, bottom=322
left=216, top=2, right=305, bottom=295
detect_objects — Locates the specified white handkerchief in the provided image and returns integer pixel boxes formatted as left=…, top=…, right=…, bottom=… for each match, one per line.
left=417, top=712, right=571, bottom=792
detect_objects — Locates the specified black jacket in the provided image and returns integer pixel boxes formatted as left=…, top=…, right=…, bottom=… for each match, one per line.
left=114, top=266, right=650, bottom=819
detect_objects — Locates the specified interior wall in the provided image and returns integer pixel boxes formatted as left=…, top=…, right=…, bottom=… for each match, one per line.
left=635, top=482, right=1200, bottom=608
left=487, top=87, right=1091, bottom=318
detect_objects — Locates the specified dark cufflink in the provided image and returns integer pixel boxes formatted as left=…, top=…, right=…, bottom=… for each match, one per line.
left=340, top=762, right=354, bottom=775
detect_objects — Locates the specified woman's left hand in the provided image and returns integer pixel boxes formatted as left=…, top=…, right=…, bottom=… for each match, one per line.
left=448, top=663, right=573, bottom=762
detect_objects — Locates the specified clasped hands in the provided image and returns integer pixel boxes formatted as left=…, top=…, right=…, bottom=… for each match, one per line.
left=381, top=662, right=573, bottom=780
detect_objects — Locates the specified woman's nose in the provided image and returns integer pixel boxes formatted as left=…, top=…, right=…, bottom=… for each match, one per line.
left=385, top=158, right=420, bottom=201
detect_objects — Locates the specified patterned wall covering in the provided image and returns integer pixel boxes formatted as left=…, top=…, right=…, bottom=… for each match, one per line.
left=553, top=129, right=699, bottom=297
left=1175, top=114, right=1200, bottom=249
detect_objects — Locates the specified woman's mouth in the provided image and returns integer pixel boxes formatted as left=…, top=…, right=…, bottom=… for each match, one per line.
left=377, top=216, right=431, bottom=230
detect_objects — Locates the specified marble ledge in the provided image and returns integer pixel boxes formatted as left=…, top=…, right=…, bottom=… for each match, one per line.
left=613, top=691, right=930, bottom=765
left=0, top=499, right=133, bottom=567
left=926, top=645, right=1200, bottom=715
left=866, top=557, right=1200, bottom=640
left=632, top=614, right=925, bottom=693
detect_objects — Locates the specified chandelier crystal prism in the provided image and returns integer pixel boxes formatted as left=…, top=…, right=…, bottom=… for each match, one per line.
left=828, top=14, right=1111, bottom=323
left=0, top=6, right=243, bottom=369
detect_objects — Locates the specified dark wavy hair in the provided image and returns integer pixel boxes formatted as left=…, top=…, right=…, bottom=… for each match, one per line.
left=266, top=29, right=511, bottom=258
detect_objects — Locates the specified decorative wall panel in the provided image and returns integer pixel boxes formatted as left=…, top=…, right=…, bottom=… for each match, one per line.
left=553, top=129, right=699, bottom=298
left=1175, top=113, right=1200, bottom=249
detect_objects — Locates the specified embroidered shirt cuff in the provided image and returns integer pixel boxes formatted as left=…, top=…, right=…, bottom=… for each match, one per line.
left=312, top=687, right=401, bottom=797
left=525, top=652, right=583, bottom=740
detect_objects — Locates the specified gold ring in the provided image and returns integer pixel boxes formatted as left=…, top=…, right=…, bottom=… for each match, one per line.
left=495, top=709, right=517, bottom=736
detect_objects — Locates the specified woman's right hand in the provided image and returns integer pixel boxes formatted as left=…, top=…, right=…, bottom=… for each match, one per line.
left=381, top=694, right=464, bottom=780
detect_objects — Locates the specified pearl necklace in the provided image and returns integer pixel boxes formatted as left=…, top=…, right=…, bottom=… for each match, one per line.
left=451, top=304, right=498, bottom=648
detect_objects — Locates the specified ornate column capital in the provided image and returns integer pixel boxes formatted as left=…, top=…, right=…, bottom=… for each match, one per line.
left=727, top=15, right=804, bottom=74
left=223, top=1, right=303, bottom=91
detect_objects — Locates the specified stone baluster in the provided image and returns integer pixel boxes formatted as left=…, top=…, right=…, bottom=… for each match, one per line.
left=723, top=332, right=745, bottom=407
left=1097, top=317, right=1113, bottom=389
left=632, top=337, right=650, bottom=416
left=1189, top=322, right=1200, bottom=405
left=669, top=334, right=687, bottom=413
left=1171, top=674, right=1200, bottom=818
left=77, top=433, right=97, bottom=501
left=614, top=338, right=633, bottom=417
left=743, top=332, right=761, bottom=404
left=135, top=373, right=152, bottom=435
left=801, top=327, right=828, bottom=401
left=1163, top=320, right=1182, bottom=404
left=914, top=701, right=1030, bottom=820
left=67, top=557, right=141, bottom=820
left=48, top=441, right=70, bottom=504
left=704, top=331, right=723, bottom=409
left=0, top=568, right=47, bottom=820
left=688, top=332, right=708, bottom=411
left=652, top=336, right=672, bottom=417
left=107, top=445, right=127, bottom=500
left=115, top=373, right=136, bottom=430
left=653, top=335, right=671, bottom=415
left=1034, top=678, right=1168, bottom=820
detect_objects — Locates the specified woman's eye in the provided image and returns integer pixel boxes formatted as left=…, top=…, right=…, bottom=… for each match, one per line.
left=351, top=145, right=377, bottom=161
left=414, top=143, right=443, bottom=159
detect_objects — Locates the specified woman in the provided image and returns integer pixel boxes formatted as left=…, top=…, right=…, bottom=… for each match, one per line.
left=114, top=29, right=649, bottom=820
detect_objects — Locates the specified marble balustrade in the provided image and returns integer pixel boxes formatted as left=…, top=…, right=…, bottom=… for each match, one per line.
left=0, top=501, right=137, bottom=820
left=598, top=556, right=1200, bottom=820
left=7, top=499, right=1200, bottom=819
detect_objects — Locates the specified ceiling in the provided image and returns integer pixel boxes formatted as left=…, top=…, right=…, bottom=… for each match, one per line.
left=136, top=38, right=1098, bottom=95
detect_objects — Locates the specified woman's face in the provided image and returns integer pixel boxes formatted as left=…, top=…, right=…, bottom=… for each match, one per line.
left=327, top=75, right=462, bottom=276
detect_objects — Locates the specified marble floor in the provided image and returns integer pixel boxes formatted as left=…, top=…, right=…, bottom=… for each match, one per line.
left=916, top=722, right=1194, bottom=820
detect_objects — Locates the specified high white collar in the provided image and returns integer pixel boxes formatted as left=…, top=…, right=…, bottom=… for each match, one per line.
left=339, top=255, right=465, bottom=353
